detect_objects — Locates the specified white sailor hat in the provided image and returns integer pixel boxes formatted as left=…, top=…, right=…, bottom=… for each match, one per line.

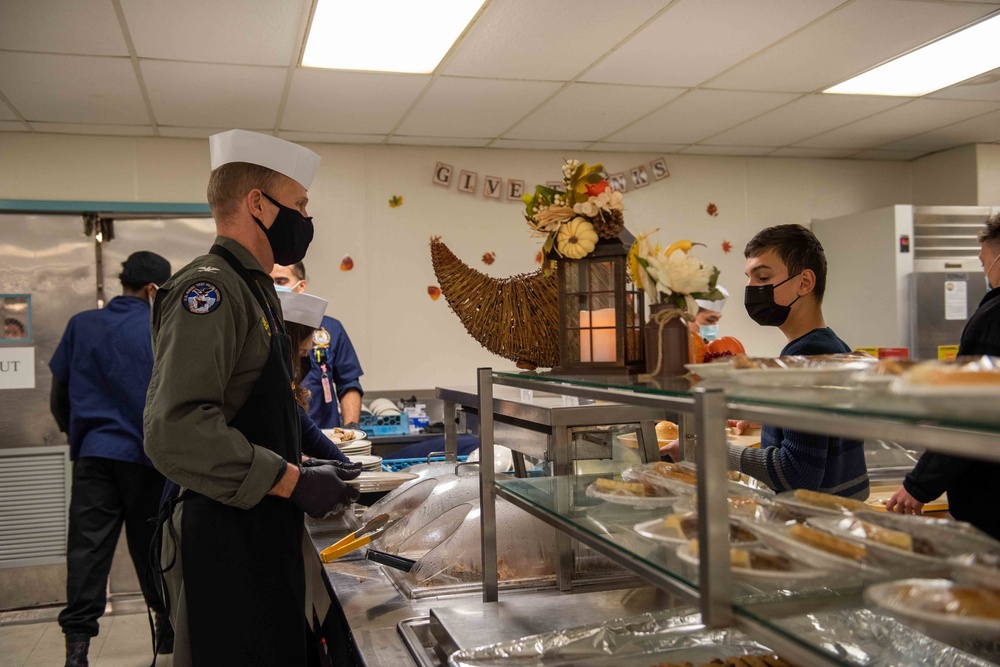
left=695, top=285, right=729, bottom=312
left=277, top=291, right=328, bottom=329
left=209, top=129, right=321, bottom=189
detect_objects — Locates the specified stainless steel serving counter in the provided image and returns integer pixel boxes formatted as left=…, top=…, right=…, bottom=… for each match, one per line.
left=305, top=514, right=681, bottom=667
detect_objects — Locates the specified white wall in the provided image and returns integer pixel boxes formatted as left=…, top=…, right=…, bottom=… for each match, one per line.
left=976, top=144, right=1000, bottom=206
left=0, top=133, right=913, bottom=389
left=911, top=145, right=979, bottom=206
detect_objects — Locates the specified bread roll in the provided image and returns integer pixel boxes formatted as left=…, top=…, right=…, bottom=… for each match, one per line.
left=789, top=523, right=866, bottom=560
left=656, top=420, right=679, bottom=441
left=793, top=489, right=870, bottom=514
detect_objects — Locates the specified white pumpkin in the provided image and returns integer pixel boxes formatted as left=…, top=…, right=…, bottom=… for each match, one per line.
left=556, top=217, right=598, bottom=259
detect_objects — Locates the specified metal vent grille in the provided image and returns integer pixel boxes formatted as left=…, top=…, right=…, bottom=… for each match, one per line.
left=0, top=447, right=70, bottom=568
left=913, top=207, right=991, bottom=260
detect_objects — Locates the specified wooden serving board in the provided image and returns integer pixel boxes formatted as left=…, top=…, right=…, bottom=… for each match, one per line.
left=864, top=485, right=949, bottom=513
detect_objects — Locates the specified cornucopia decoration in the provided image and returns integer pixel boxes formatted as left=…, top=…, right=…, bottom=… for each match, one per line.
left=430, top=236, right=559, bottom=370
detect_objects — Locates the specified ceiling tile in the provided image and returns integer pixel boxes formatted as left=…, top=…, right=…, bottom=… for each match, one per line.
left=159, top=126, right=230, bottom=138
left=851, top=149, right=926, bottom=161
left=396, top=77, right=560, bottom=138
left=143, top=61, right=286, bottom=128
left=491, top=139, right=593, bottom=150
left=443, top=0, right=665, bottom=80
left=120, top=0, right=306, bottom=66
left=0, top=121, right=28, bottom=131
left=28, top=122, right=153, bottom=136
left=0, top=102, right=18, bottom=121
left=607, top=90, right=799, bottom=144
left=702, top=94, right=907, bottom=146
left=388, top=136, right=491, bottom=147
left=770, top=147, right=858, bottom=158
left=282, top=69, right=430, bottom=134
left=589, top=142, right=687, bottom=153
left=278, top=131, right=386, bottom=144
left=581, top=0, right=844, bottom=88
left=0, top=0, right=128, bottom=56
left=796, top=99, right=1000, bottom=148
left=0, top=52, right=149, bottom=124
left=879, top=109, right=1000, bottom=152
left=504, top=83, right=684, bottom=141
left=931, top=67, right=1000, bottom=102
left=681, top=145, right=776, bottom=156
left=709, top=0, right=996, bottom=93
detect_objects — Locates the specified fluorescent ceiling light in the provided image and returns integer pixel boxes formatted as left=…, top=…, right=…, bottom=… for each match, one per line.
left=302, top=0, right=486, bottom=74
left=824, top=13, right=1000, bottom=96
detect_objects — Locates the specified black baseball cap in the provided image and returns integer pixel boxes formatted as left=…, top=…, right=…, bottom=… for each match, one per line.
left=120, top=251, right=172, bottom=286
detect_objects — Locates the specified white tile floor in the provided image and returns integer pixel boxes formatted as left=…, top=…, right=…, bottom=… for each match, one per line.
left=0, top=613, right=158, bottom=667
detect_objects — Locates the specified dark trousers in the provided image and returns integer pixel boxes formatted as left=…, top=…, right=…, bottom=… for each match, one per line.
left=59, top=457, right=167, bottom=639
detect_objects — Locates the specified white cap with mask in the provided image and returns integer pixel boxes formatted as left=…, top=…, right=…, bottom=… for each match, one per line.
left=209, top=129, right=321, bottom=189
left=695, top=285, right=729, bottom=313
left=277, top=291, right=328, bottom=329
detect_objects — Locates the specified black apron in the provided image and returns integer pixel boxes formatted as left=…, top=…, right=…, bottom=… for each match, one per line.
left=181, top=244, right=305, bottom=665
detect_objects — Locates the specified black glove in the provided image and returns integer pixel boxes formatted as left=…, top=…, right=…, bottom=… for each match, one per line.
left=290, top=465, right=361, bottom=518
left=300, top=458, right=362, bottom=480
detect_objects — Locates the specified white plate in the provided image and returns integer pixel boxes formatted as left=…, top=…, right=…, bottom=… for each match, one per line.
left=633, top=514, right=760, bottom=547
left=748, top=521, right=887, bottom=577
left=729, top=365, right=868, bottom=388
left=865, top=578, right=1000, bottom=642
left=584, top=480, right=688, bottom=509
left=322, top=428, right=368, bottom=443
left=684, top=361, right=736, bottom=380
left=805, top=516, right=947, bottom=569
left=616, top=432, right=672, bottom=450
left=346, top=471, right=417, bottom=492
left=674, top=543, right=831, bottom=584
left=348, top=454, right=383, bottom=469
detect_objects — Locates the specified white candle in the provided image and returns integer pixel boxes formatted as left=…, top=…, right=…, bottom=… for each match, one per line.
left=579, top=308, right=617, bottom=362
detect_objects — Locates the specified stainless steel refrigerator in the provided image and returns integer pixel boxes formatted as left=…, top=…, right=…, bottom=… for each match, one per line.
left=0, top=211, right=215, bottom=608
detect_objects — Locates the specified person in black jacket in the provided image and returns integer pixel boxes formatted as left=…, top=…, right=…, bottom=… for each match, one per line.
left=886, top=213, right=1000, bottom=539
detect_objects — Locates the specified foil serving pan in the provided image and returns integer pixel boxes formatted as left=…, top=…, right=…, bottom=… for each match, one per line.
left=449, top=605, right=996, bottom=667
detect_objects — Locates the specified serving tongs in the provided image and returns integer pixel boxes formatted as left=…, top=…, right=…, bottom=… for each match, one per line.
left=320, top=513, right=397, bottom=563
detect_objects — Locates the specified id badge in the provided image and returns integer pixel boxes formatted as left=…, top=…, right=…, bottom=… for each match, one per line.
left=321, top=365, right=334, bottom=404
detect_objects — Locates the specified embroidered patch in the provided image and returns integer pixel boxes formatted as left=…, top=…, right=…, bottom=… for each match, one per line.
left=182, top=281, right=222, bottom=314
left=261, top=316, right=271, bottom=337
left=312, top=327, right=331, bottom=348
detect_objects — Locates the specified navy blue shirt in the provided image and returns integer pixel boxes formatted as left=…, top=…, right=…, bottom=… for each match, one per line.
left=730, top=327, right=870, bottom=499
left=301, top=315, right=363, bottom=428
left=49, top=296, right=155, bottom=465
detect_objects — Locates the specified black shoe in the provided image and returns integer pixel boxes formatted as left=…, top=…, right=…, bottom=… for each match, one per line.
left=65, top=637, right=89, bottom=667
left=154, top=613, right=174, bottom=655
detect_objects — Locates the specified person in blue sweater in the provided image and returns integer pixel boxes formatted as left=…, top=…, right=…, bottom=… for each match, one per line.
left=271, top=262, right=364, bottom=428
left=50, top=252, right=174, bottom=667
left=732, top=224, right=869, bottom=499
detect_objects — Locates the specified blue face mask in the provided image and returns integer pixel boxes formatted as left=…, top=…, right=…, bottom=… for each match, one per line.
left=273, top=280, right=303, bottom=294
left=699, top=324, right=719, bottom=342
left=986, top=255, right=999, bottom=292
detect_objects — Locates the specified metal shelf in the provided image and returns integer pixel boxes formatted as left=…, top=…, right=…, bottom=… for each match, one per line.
left=477, top=369, right=1000, bottom=667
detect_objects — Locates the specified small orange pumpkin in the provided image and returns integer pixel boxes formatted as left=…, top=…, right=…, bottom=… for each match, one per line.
left=689, top=330, right=708, bottom=364
left=707, top=336, right=745, bottom=357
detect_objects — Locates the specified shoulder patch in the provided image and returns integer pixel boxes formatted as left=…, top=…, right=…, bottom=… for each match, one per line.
left=182, top=281, right=223, bottom=315
left=312, top=327, right=331, bottom=347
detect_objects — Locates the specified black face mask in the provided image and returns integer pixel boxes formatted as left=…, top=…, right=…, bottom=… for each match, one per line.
left=251, top=192, right=314, bottom=266
left=744, top=272, right=802, bottom=327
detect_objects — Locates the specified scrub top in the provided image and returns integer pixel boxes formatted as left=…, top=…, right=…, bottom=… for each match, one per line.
left=301, top=314, right=363, bottom=428
left=49, top=296, right=155, bottom=465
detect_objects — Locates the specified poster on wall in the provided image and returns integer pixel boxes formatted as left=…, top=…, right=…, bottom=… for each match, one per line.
left=0, top=347, right=35, bottom=389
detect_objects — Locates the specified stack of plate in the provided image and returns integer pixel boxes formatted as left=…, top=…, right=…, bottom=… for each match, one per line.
left=348, top=454, right=383, bottom=472
left=339, top=439, right=372, bottom=457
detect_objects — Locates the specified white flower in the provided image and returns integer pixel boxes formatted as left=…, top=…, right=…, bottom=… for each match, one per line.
left=573, top=199, right=599, bottom=217
left=660, top=250, right=713, bottom=295
left=594, top=190, right=624, bottom=212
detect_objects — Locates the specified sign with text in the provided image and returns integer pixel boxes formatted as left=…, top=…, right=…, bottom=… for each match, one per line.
left=0, top=347, right=35, bottom=389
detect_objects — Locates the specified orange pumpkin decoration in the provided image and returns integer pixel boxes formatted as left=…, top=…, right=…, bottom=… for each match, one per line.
left=689, top=330, right=708, bottom=364
left=707, top=336, right=745, bottom=357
